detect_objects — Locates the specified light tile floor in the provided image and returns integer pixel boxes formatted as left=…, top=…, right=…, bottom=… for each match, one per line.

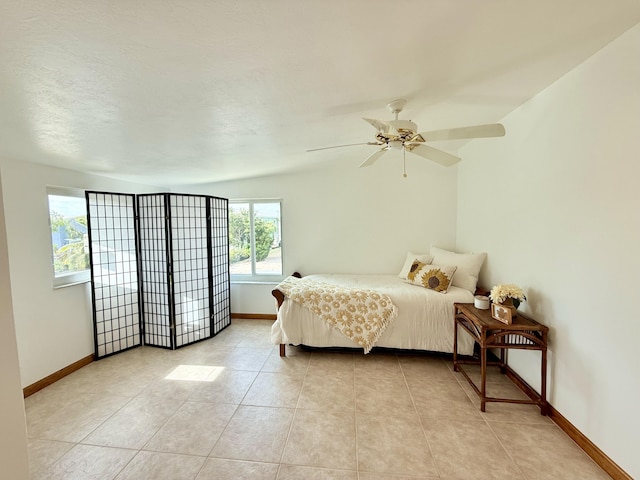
left=25, top=319, right=610, bottom=479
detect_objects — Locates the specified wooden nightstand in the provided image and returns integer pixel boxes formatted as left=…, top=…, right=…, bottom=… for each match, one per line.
left=453, top=302, right=549, bottom=415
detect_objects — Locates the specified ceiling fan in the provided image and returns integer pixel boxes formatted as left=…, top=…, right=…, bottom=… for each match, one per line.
left=307, top=99, right=505, bottom=177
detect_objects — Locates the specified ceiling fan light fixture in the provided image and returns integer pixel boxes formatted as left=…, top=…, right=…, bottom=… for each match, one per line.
left=389, top=140, right=403, bottom=150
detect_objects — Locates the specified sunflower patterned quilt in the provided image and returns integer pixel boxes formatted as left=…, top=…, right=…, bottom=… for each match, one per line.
left=275, top=275, right=398, bottom=354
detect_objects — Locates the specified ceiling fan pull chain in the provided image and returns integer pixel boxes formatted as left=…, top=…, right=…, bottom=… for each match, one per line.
left=403, top=148, right=407, bottom=178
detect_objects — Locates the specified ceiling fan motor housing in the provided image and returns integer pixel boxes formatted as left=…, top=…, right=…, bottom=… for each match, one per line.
left=388, top=119, right=417, bottom=134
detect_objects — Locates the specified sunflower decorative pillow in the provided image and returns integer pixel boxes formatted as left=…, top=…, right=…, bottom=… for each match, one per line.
left=406, top=260, right=457, bottom=293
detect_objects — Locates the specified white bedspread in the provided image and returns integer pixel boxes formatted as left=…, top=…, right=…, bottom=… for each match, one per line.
left=271, top=274, right=476, bottom=355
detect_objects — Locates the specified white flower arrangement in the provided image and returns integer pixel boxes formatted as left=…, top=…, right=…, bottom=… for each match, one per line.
left=489, top=284, right=527, bottom=309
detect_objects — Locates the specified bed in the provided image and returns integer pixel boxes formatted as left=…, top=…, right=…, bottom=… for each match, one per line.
left=271, top=273, right=477, bottom=357
left=271, top=247, right=487, bottom=357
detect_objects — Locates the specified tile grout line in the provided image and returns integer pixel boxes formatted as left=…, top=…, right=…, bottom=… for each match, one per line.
left=455, top=360, right=536, bottom=480
left=117, top=392, right=191, bottom=479
left=55, top=384, right=146, bottom=478
left=353, top=355, right=359, bottom=479
left=484, top=420, right=530, bottom=480
left=400, top=354, right=444, bottom=480
left=275, top=350, right=311, bottom=478
left=203, top=364, right=262, bottom=461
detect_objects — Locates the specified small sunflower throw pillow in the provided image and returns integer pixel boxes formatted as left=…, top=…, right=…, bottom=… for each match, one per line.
left=406, top=260, right=457, bottom=293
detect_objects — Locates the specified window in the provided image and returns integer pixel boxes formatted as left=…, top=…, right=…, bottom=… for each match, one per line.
left=229, top=200, right=282, bottom=280
left=47, top=186, right=90, bottom=287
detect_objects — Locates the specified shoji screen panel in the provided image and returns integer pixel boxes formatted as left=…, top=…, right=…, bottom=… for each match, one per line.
left=170, top=194, right=211, bottom=347
left=87, top=192, right=141, bottom=359
left=138, top=194, right=172, bottom=349
left=210, top=196, right=231, bottom=334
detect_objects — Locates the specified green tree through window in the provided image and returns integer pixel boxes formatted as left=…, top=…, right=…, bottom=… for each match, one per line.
left=50, top=210, right=89, bottom=273
left=229, top=201, right=282, bottom=277
left=48, top=188, right=90, bottom=287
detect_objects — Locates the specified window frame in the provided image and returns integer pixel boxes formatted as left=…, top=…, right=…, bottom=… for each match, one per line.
left=229, top=198, right=283, bottom=283
left=47, top=186, right=91, bottom=288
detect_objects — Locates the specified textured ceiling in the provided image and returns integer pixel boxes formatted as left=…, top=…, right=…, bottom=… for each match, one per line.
left=1, top=1, right=640, bottom=186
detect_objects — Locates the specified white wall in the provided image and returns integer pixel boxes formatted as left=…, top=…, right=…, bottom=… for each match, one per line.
left=457, top=24, right=640, bottom=478
left=177, top=153, right=460, bottom=314
left=0, top=173, right=30, bottom=479
left=0, top=159, right=163, bottom=387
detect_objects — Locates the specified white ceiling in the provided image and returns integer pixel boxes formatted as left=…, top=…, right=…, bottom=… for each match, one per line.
left=2, top=1, right=640, bottom=186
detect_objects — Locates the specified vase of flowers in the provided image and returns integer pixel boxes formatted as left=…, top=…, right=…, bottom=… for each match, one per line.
left=489, top=284, right=527, bottom=318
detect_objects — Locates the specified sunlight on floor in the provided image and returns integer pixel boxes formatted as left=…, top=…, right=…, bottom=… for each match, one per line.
left=164, top=365, right=224, bottom=382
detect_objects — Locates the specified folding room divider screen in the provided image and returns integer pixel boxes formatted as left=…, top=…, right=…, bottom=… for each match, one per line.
left=87, top=191, right=230, bottom=359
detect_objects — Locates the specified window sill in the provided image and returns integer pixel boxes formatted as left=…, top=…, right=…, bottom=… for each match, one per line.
left=231, top=279, right=283, bottom=286
left=53, top=279, right=90, bottom=289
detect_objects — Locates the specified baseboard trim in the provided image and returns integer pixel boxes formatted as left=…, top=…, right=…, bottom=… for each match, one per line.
left=547, top=405, right=631, bottom=480
left=505, top=365, right=631, bottom=480
left=231, top=313, right=276, bottom=320
left=23, top=354, right=94, bottom=398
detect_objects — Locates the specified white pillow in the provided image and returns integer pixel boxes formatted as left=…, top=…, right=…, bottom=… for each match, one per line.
left=398, top=252, right=433, bottom=279
left=430, top=246, right=486, bottom=294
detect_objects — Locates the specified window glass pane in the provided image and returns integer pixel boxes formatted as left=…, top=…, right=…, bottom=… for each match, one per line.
left=229, top=203, right=251, bottom=275
left=254, top=202, right=282, bottom=275
left=229, top=200, right=283, bottom=279
left=48, top=193, right=90, bottom=278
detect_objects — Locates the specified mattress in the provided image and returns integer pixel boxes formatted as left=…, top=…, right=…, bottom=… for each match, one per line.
left=271, top=274, right=475, bottom=355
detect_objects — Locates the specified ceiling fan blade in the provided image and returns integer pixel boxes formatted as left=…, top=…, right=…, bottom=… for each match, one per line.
left=408, top=144, right=461, bottom=167
left=359, top=148, right=388, bottom=168
left=306, top=142, right=379, bottom=152
left=419, top=123, right=505, bottom=142
left=363, top=118, right=392, bottom=133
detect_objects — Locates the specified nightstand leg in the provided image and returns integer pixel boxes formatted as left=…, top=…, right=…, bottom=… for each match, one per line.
left=540, top=346, right=548, bottom=415
left=453, top=319, right=459, bottom=372
left=480, top=345, right=487, bottom=412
